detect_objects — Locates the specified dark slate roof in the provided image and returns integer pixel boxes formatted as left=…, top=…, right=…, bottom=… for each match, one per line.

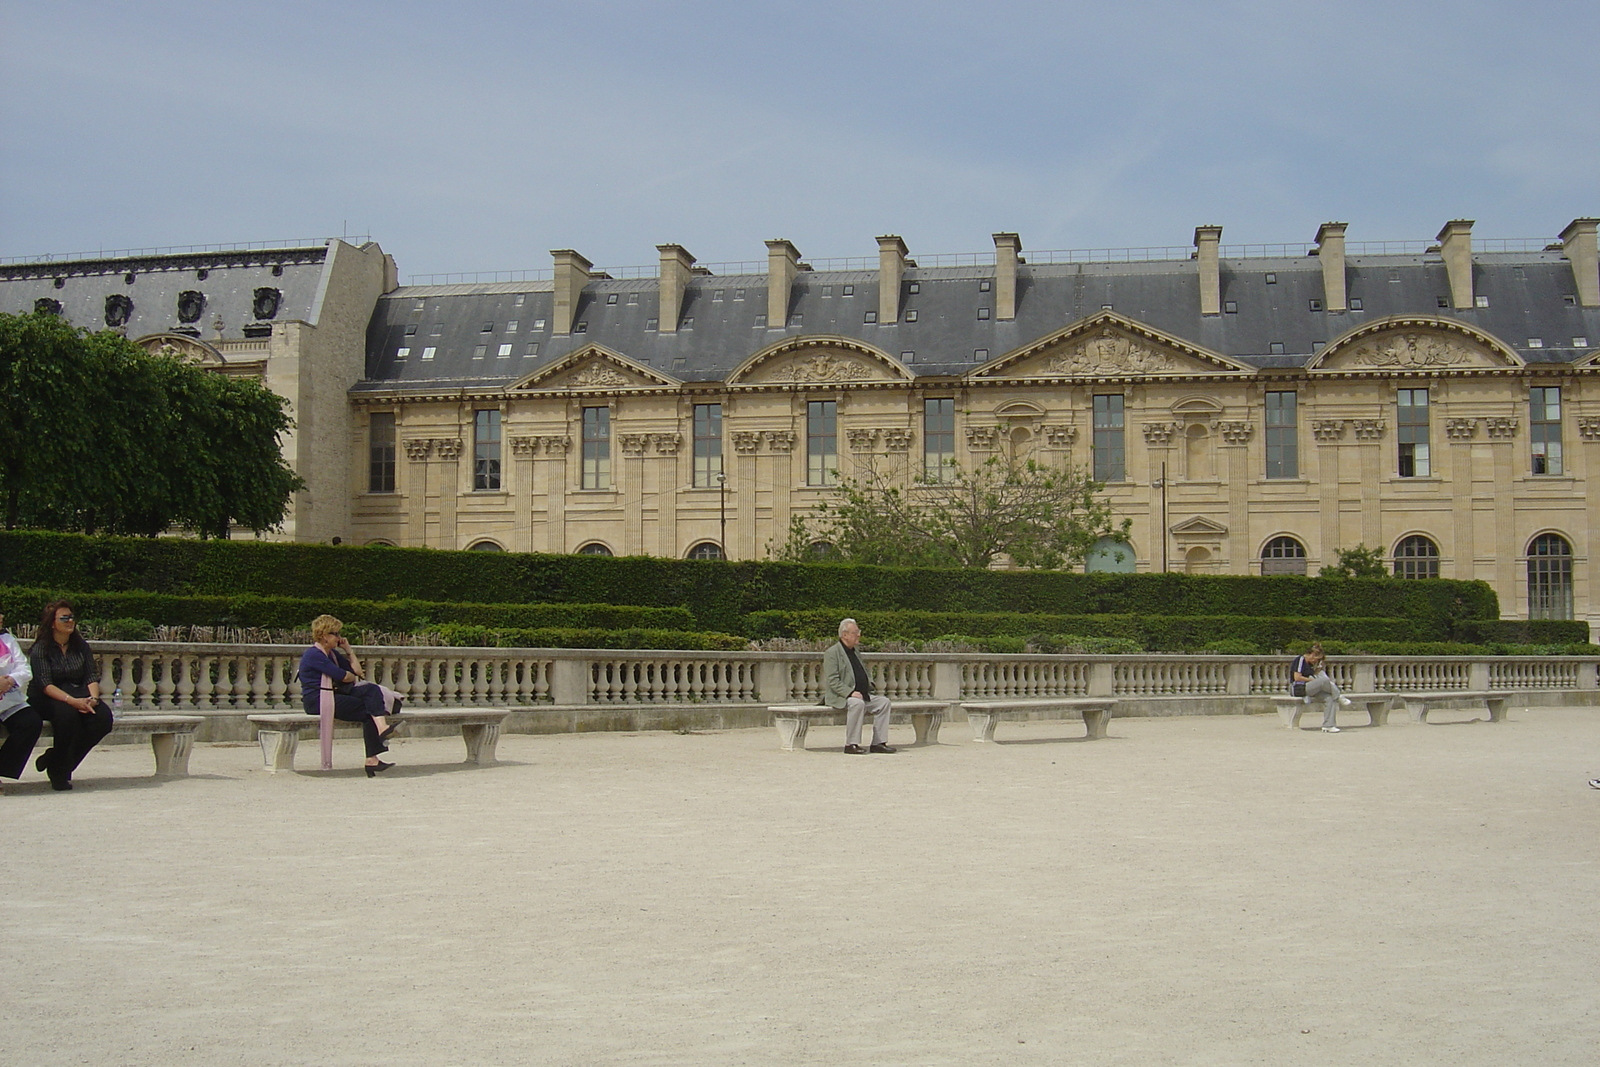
left=360, top=249, right=1600, bottom=393
left=0, top=245, right=333, bottom=341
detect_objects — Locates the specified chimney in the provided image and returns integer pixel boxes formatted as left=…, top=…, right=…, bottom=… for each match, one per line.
left=1560, top=218, right=1600, bottom=307
left=382, top=254, right=401, bottom=293
left=993, top=232, right=1021, bottom=320
left=1194, top=225, right=1222, bottom=315
left=656, top=244, right=695, bottom=332
left=550, top=249, right=593, bottom=335
left=1315, top=222, right=1348, bottom=312
left=1437, top=219, right=1475, bottom=309
left=765, top=239, right=800, bottom=327
left=877, top=235, right=908, bottom=324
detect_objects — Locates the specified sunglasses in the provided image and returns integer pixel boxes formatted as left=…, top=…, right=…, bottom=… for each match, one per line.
left=56, top=615, right=75, bottom=622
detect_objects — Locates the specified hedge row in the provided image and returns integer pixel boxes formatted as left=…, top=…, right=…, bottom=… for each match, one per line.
left=0, top=585, right=696, bottom=635
left=0, top=530, right=1502, bottom=632
left=430, top=626, right=747, bottom=651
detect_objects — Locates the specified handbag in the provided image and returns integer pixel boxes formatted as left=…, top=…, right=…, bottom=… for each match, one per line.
left=1290, top=681, right=1307, bottom=698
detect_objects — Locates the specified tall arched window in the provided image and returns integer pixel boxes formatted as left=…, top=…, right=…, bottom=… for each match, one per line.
left=687, top=541, right=725, bottom=560
left=467, top=540, right=504, bottom=552
left=1085, top=537, right=1136, bottom=573
left=576, top=542, right=613, bottom=557
left=1393, top=535, right=1440, bottom=579
left=1261, top=535, right=1307, bottom=576
left=1527, top=533, right=1574, bottom=620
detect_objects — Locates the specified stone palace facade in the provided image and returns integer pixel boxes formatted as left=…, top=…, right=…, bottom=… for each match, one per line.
left=3, top=218, right=1598, bottom=631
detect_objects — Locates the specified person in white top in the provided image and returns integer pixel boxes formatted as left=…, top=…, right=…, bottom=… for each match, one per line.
left=0, top=607, right=42, bottom=790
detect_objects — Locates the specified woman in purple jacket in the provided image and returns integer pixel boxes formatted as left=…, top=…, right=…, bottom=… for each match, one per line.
left=297, top=614, right=400, bottom=776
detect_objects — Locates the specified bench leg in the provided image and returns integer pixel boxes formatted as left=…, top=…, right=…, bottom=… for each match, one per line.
left=1081, top=707, right=1110, bottom=740
left=1278, top=704, right=1310, bottom=729
left=258, top=729, right=300, bottom=773
left=150, top=731, right=194, bottom=777
left=968, top=711, right=999, bottom=743
left=911, top=712, right=942, bottom=745
left=1405, top=699, right=1428, bottom=724
left=461, top=722, right=501, bottom=764
left=1485, top=698, right=1507, bottom=723
left=1365, top=699, right=1392, bottom=727
left=773, top=715, right=808, bottom=752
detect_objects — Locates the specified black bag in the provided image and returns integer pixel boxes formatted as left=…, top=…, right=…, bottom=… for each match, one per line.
left=1290, top=681, right=1307, bottom=698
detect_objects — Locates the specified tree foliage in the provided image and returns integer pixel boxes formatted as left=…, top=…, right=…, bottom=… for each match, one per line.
left=1319, top=544, right=1389, bottom=579
left=0, top=311, right=303, bottom=536
left=771, top=455, right=1131, bottom=570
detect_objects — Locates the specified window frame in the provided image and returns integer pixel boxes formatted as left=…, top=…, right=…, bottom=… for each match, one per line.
left=1530, top=386, right=1562, bottom=475
left=1092, top=394, right=1125, bottom=483
left=1264, top=390, right=1298, bottom=479
left=581, top=406, right=611, bottom=490
left=923, top=398, right=955, bottom=482
left=692, top=403, right=723, bottom=488
left=473, top=408, right=502, bottom=491
left=806, top=400, right=838, bottom=487
left=1397, top=388, right=1430, bottom=477
left=368, top=411, right=396, bottom=494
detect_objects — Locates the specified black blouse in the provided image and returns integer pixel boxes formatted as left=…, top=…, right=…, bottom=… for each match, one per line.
left=29, top=641, right=100, bottom=701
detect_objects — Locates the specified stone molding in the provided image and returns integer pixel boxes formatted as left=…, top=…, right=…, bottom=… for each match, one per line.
left=1484, top=417, right=1518, bottom=439
left=1043, top=424, right=1078, bottom=448
left=1312, top=419, right=1347, bottom=442
left=1350, top=418, right=1386, bottom=440
left=1215, top=420, right=1254, bottom=445
left=966, top=426, right=999, bottom=450
left=1446, top=418, right=1479, bottom=440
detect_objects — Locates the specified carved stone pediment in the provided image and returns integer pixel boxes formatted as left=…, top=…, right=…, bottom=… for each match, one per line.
left=134, top=332, right=225, bottom=366
left=729, top=336, right=911, bottom=386
left=1171, top=516, right=1228, bottom=537
left=1313, top=318, right=1522, bottom=372
left=508, top=344, right=679, bottom=392
left=972, top=312, right=1253, bottom=381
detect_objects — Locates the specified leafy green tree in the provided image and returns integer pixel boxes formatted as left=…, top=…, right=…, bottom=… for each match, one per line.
left=1319, top=544, right=1389, bottom=579
left=772, top=455, right=1130, bottom=570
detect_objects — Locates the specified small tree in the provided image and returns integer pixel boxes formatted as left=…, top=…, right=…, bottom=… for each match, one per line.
left=772, top=455, right=1130, bottom=570
left=1319, top=544, right=1389, bottom=579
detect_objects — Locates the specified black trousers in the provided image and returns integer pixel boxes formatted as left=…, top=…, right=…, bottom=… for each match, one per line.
left=36, top=697, right=113, bottom=780
left=0, top=708, right=44, bottom=780
left=321, top=686, right=389, bottom=758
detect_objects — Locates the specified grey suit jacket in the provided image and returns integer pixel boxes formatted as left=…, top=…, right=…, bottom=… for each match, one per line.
left=822, top=641, right=868, bottom=710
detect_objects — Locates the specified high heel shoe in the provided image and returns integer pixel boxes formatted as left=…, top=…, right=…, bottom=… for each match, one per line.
left=379, top=722, right=402, bottom=741
left=35, top=750, right=51, bottom=774
left=365, top=760, right=394, bottom=778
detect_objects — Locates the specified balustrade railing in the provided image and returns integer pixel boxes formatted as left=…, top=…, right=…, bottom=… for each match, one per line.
left=87, top=643, right=1599, bottom=714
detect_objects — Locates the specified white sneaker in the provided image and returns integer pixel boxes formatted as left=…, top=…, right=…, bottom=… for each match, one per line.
left=1339, top=696, right=1353, bottom=707
left=1589, top=778, right=1600, bottom=790
left=1322, top=726, right=1341, bottom=733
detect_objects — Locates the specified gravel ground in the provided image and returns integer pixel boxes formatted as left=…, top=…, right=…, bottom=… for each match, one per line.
left=4, top=705, right=1599, bottom=1066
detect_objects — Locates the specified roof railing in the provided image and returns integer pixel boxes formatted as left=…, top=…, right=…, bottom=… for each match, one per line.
left=0, top=236, right=365, bottom=266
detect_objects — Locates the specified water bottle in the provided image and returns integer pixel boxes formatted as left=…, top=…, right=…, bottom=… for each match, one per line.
left=112, top=686, right=123, bottom=713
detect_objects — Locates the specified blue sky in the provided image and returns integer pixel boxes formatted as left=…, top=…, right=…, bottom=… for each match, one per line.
left=3, top=0, right=1596, bottom=278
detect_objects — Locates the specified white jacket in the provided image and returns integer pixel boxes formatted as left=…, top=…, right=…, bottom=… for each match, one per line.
left=0, top=631, right=32, bottom=720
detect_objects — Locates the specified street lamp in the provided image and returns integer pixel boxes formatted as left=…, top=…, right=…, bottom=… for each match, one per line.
left=1151, top=461, right=1169, bottom=572
left=717, top=471, right=727, bottom=559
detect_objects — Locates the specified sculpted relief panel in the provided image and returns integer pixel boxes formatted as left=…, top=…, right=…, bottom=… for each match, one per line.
left=756, top=352, right=877, bottom=385
left=1329, top=331, right=1499, bottom=371
left=1044, top=329, right=1175, bottom=376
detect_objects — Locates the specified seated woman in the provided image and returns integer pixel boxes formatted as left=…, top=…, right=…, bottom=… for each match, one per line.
left=0, top=605, right=43, bottom=793
left=27, top=600, right=114, bottom=790
left=298, top=615, right=402, bottom=777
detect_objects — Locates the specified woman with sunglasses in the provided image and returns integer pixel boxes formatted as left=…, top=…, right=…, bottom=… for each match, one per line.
left=0, top=607, right=43, bottom=792
left=27, top=600, right=114, bottom=790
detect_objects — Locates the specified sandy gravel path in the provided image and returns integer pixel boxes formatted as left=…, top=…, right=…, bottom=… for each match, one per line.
left=4, top=706, right=1598, bottom=1066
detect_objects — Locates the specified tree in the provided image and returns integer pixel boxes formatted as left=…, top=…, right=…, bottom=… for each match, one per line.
left=0, top=310, right=303, bottom=536
left=771, top=454, right=1130, bottom=569
left=1319, top=544, right=1389, bottom=579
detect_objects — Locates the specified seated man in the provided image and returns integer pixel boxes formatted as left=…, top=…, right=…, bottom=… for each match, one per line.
left=823, top=618, right=895, bottom=754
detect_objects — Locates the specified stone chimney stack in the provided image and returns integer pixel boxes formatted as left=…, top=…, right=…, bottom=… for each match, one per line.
left=550, top=249, right=593, bottom=335
left=1194, top=225, right=1222, bottom=315
left=877, top=235, right=908, bottom=324
left=1437, top=220, right=1475, bottom=309
left=1315, top=222, right=1348, bottom=312
left=656, top=244, right=695, bottom=333
left=1559, top=218, right=1600, bottom=307
left=993, top=232, right=1021, bottom=320
left=765, top=239, right=800, bottom=327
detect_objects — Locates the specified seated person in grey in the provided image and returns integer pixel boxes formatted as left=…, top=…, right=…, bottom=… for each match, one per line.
left=823, top=618, right=896, bottom=754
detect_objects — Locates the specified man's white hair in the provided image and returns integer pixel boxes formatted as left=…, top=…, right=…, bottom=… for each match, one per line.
left=838, top=618, right=859, bottom=636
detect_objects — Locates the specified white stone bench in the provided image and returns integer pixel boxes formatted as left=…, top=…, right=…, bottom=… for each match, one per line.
left=247, top=709, right=510, bottom=773
left=1271, top=692, right=1398, bottom=729
left=1397, top=690, right=1513, bottom=724
left=45, top=714, right=206, bottom=776
left=958, top=698, right=1116, bottom=742
left=766, top=700, right=949, bottom=751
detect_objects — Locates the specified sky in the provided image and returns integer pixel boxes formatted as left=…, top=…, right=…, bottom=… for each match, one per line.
left=3, top=0, right=1597, bottom=280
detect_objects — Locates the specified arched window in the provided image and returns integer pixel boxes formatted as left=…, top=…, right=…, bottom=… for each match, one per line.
left=1527, top=533, right=1574, bottom=620
left=467, top=540, right=504, bottom=552
left=1393, top=535, right=1440, bottom=579
left=687, top=541, right=724, bottom=560
left=1085, top=537, right=1136, bottom=573
left=1261, top=535, right=1307, bottom=576
left=576, top=542, right=613, bottom=557
left=807, top=541, right=839, bottom=562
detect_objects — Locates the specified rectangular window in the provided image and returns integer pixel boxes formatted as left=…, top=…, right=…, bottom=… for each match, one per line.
left=807, top=400, right=837, bottom=486
left=1531, top=386, right=1562, bottom=475
left=1265, top=391, right=1297, bottom=479
left=497, top=343, right=513, bottom=357
left=506, top=320, right=518, bottom=332
left=923, top=398, right=955, bottom=481
left=1093, top=394, right=1125, bottom=482
left=693, top=403, right=723, bottom=488
left=581, top=407, right=610, bottom=489
left=368, top=412, right=396, bottom=493
left=395, top=347, right=410, bottom=360
left=473, top=409, right=501, bottom=490
left=1397, top=388, right=1430, bottom=477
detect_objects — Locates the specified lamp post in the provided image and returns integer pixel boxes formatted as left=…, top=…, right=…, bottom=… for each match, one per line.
left=1152, top=461, right=1169, bottom=572
left=717, top=471, right=727, bottom=559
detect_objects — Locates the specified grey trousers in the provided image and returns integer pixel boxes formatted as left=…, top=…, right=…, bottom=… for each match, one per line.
left=845, top=694, right=891, bottom=746
left=1305, top=673, right=1343, bottom=729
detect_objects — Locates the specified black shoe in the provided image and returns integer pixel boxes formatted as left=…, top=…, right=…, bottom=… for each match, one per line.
left=365, top=760, right=395, bottom=778
left=843, top=744, right=866, bottom=755
left=869, top=743, right=897, bottom=754
left=49, top=775, right=72, bottom=791
left=35, top=750, right=51, bottom=774
left=379, top=722, right=402, bottom=741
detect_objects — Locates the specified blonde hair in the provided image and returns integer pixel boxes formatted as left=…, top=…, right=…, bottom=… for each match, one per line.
left=310, top=614, right=343, bottom=641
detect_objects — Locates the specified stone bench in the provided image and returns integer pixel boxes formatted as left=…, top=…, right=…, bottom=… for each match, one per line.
left=958, top=698, right=1117, bottom=742
left=247, top=709, right=511, bottom=773
left=40, top=713, right=205, bottom=776
left=766, top=700, right=950, bottom=751
left=1397, top=690, right=1513, bottom=724
left=1271, top=692, right=1398, bottom=729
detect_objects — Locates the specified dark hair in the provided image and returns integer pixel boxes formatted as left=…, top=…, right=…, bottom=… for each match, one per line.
left=30, top=599, right=89, bottom=656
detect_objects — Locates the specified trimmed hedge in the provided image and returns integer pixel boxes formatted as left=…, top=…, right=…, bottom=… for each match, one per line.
left=431, top=625, right=745, bottom=650
left=0, top=530, right=1503, bottom=634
